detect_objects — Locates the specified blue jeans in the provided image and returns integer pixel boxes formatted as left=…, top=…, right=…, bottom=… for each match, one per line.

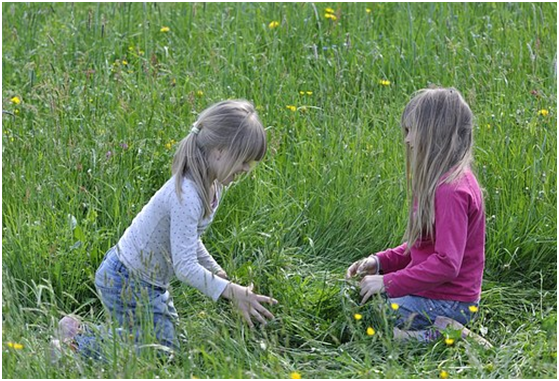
left=390, top=295, right=478, bottom=330
left=74, top=247, right=179, bottom=359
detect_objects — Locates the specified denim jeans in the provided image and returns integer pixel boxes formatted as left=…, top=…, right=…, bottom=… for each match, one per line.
left=389, top=295, right=478, bottom=331
left=74, top=247, right=179, bottom=359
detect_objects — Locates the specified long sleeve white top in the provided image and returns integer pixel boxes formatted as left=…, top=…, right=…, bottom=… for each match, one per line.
left=116, top=175, right=229, bottom=301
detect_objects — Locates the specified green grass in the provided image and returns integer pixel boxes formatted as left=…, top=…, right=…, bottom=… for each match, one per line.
left=2, top=2, right=556, bottom=378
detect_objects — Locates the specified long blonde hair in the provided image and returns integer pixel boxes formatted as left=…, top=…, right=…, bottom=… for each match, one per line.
left=401, top=87, right=475, bottom=250
left=172, top=100, right=266, bottom=217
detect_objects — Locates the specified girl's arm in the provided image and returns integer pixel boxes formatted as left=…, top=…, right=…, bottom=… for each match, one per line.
left=169, top=191, right=230, bottom=301
left=196, top=239, right=227, bottom=277
left=375, top=243, right=411, bottom=274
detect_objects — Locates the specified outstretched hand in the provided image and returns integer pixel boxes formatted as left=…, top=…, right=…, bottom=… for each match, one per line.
left=222, top=283, right=278, bottom=328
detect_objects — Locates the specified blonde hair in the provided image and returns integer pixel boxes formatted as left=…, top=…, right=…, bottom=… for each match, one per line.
left=172, top=100, right=266, bottom=217
left=401, top=87, right=475, bottom=250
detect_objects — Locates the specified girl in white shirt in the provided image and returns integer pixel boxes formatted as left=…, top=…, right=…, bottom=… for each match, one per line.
left=53, top=100, right=277, bottom=358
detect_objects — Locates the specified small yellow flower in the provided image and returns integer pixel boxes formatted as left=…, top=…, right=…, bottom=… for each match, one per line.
left=269, top=21, right=280, bottom=29
left=7, top=342, right=23, bottom=350
left=538, top=109, right=549, bottom=116
left=122, top=60, right=128, bottom=65
left=440, top=370, right=449, bottom=379
left=165, top=139, right=177, bottom=150
left=325, top=7, right=335, bottom=14
left=299, top=91, right=305, bottom=95
left=128, top=46, right=134, bottom=51
left=468, top=305, right=479, bottom=313
left=286, top=105, right=297, bottom=112
left=290, top=372, right=302, bottom=379
left=10, top=96, right=21, bottom=104
left=366, top=327, right=375, bottom=336
left=379, top=79, right=391, bottom=86
left=306, top=91, right=313, bottom=95
left=196, top=90, right=204, bottom=97
left=445, top=337, right=455, bottom=346
left=325, top=13, right=337, bottom=21
left=160, top=26, right=170, bottom=33
left=390, top=303, right=399, bottom=311
left=14, top=109, right=20, bottom=114
left=486, top=124, right=491, bottom=129
left=354, top=313, right=363, bottom=320
left=366, top=8, right=372, bottom=13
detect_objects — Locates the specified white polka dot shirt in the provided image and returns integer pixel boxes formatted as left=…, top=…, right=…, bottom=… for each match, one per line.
left=116, top=175, right=229, bottom=301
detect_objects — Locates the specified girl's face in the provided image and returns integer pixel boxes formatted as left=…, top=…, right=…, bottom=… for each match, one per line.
left=404, top=126, right=416, bottom=149
left=210, top=149, right=257, bottom=185
left=220, top=160, right=257, bottom=185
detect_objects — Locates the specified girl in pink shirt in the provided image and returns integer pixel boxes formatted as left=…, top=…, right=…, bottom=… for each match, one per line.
left=347, top=88, right=489, bottom=345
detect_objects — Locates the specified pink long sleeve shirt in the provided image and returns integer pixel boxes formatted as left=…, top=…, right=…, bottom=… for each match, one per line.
left=377, top=170, right=485, bottom=302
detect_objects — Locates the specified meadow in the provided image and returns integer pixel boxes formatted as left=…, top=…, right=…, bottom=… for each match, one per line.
left=2, top=2, right=557, bottom=378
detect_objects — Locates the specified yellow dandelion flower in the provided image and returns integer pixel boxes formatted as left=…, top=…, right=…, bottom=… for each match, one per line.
left=445, top=337, right=455, bottom=346
left=160, top=26, right=170, bottom=33
left=366, top=8, right=372, bottom=14
left=165, top=139, right=176, bottom=150
left=390, top=303, right=399, bottom=311
left=440, top=370, right=449, bottom=379
left=269, top=21, right=280, bottom=29
left=122, top=60, right=128, bottom=66
left=366, top=327, right=375, bottom=336
left=486, top=124, right=491, bottom=129
left=196, top=90, right=204, bottom=97
left=299, top=91, right=305, bottom=95
left=468, top=305, right=479, bottom=313
left=538, top=109, right=549, bottom=116
left=306, top=91, right=313, bottom=95
left=10, top=96, right=21, bottom=104
left=325, top=7, right=335, bottom=14
left=379, top=79, right=391, bottom=86
left=354, top=313, right=363, bottom=320
left=290, top=372, right=302, bottom=379
left=7, top=342, right=23, bottom=350
left=286, top=105, right=297, bottom=112
left=325, top=13, right=338, bottom=21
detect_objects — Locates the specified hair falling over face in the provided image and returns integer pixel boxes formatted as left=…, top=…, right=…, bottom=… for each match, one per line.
left=172, top=100, right=267, bottom=217
left=401, top=87, right=475, bottom=250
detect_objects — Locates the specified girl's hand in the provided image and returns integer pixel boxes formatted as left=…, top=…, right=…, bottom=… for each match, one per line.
left=359, top=275, right=385, bottom=304
left=346, top=257, right=378, bottom=279
left=216, top=270, right=229, bottom=279
left=221, top=283, right=278, bottom=328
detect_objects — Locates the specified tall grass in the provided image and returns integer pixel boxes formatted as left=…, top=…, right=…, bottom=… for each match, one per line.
left=2, top=2, right=556, bottom=378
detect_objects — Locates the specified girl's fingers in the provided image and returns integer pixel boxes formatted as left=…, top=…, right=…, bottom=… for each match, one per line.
left=359, top=277, right=369, bottom=290
left=346, top=261, right=359, bottom=278
left=250, top=309, right=267, bottom=325
left=241, top=309, right=254, bottom=328
left=256, top=294, right=278, bottom=305
left=361, top=289, right=374, bottom=304
left=253, top=302, right=275, bottom=320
